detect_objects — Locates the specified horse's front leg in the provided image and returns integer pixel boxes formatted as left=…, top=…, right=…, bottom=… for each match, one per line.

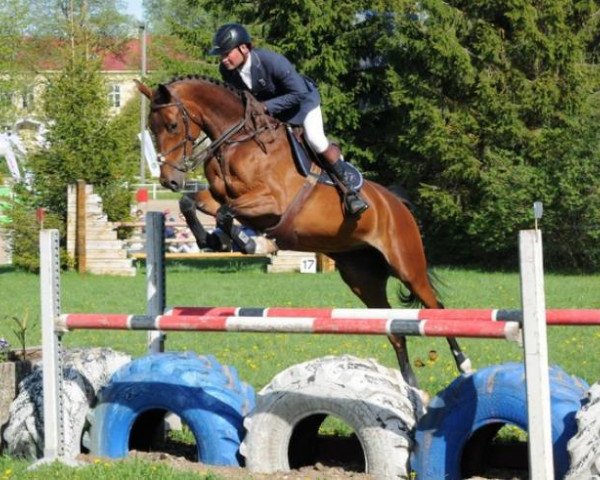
left=179, top=188, right=221, bottom=249
left=221, top=192, right=280, bottom=254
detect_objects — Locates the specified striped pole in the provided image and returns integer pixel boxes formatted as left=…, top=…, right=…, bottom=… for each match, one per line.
left=167, top=306, right=600, bottom=325
left=60, top=313, right=521, bottom=340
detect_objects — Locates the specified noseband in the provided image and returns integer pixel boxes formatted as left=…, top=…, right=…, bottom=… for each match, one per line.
left=150, top=89, right=263, bottom=173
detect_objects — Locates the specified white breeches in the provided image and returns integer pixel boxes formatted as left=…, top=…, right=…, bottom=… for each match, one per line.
left=303, top=106, right=330, bottom=154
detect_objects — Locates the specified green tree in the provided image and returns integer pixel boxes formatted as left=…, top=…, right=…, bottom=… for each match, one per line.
left=28, top=55, right=136, bottom=218
left=22, top=0, right=132, bottom=42
left=371, top=1, right=600, bottom=269
left=0, top=0, right=36, bottom=127
left=7, top=1, right=140, bottom=270
left=191, top=0, right=600, bottom=270
left=10, top=54, right=138, bottom=271
left=142, top=0, right=228, bottom=77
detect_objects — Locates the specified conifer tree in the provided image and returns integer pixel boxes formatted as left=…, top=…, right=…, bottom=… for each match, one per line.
left=8, top=1, right=139, bottom=270
left=188, top=0, right=600, bottom=269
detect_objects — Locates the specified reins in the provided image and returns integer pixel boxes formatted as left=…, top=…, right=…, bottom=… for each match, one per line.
left=151, top=88, right=278, bottom=173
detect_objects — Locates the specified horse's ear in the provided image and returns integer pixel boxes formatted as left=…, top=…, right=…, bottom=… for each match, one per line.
left=134, top=79, right=153, bottom=100
left=155, top=84, right=172, bottom=104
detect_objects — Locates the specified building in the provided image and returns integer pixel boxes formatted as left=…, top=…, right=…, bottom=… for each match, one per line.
left=1, top=36, right=189, bottom=143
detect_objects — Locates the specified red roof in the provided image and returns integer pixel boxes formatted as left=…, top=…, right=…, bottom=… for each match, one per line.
left=21, top=36, right=190, bottom=72
left=102, top=39, right=143, bottom=70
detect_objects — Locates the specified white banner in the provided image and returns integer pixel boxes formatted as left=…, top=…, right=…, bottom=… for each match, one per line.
left=0, top=134, right=21, bottom=181
left=138, top=130, right=160, bottom=178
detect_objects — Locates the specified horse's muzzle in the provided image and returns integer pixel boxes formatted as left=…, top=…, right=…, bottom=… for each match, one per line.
left=160, top=166, right=185, bottom=192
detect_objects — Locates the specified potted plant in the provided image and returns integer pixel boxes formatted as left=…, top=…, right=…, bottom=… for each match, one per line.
left=0, top=311, right=38, bottom=452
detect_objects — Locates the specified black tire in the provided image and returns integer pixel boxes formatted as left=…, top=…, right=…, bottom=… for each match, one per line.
left=240, top=355, right=426, bottom=478
left=566, top=382, right=600, bottom=479
left=411, top=362, right=588, bottom=479
left=88, top=351, right=255, bottom=466
left=2, top=348, right=131, bottom=459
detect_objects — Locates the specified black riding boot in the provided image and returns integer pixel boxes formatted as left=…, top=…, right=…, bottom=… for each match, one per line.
left=330, top=159, right=369, bottom=216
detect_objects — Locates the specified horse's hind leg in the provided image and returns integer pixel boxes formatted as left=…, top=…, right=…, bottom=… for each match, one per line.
left=446, top=338, right=471, bottom=373
left=330, top=249, right=419, bottom=387
left=402, top=274, right=472, bottom=374
left=382, top=227, right=472, bottom=375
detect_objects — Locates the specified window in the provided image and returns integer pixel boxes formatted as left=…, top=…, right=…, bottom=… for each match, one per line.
left=21, top=88, right=34, bottom=110
left=108, top=84, right=121, bottom=108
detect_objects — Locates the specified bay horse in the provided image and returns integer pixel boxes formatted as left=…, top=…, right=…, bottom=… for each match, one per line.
left=136, top=75, right=471, bottom=387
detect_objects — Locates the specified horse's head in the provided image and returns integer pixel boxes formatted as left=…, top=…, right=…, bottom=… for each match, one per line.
left=136, top=80, right=203, bottom=191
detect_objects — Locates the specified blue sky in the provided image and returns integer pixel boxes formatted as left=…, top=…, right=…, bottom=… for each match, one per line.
left=121, top=0, right=144, bottom=21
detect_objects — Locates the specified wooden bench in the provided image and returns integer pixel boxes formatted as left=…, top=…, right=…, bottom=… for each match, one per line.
left=130, top=251, right=271, bottom=261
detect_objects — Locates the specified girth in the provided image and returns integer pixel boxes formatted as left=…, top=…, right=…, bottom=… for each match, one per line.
left=263, top=162, right=322, bottom=249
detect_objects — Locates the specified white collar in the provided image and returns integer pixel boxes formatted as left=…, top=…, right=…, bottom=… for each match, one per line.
left=238, top=52, right=253, bottom=89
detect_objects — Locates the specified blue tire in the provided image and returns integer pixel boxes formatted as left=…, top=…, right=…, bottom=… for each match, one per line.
left=88, top=352, right=255, bottom=466
left=411, top=362, right=588, bottom=479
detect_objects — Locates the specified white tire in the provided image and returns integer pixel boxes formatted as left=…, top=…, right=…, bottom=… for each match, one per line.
left=240, top=355, right=425, bottom=478
left=2, top=347, right=130, bottom=459
left=566, top=382, right=600, bottom=479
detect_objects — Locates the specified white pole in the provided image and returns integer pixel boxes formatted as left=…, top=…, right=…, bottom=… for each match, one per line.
left=139, top=23, right=147, bottom=181
left=40, top=229, right=62, bottom=459
left=519, top=229, right=554, bottom=479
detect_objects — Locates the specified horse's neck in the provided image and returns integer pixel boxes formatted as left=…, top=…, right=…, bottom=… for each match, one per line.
left=186, top=83, right=244, bottom=140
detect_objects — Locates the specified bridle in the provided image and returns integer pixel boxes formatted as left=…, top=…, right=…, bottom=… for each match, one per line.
left=150, top=88, right=275, bottom=173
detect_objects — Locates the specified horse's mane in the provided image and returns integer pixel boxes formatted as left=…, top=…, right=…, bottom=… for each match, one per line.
left=165, top=74, right=243, bottom=100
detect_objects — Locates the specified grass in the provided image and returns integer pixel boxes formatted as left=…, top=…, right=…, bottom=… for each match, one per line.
left=0, top=455, right=219, bottom=480
left=0, top=262, right=599, bottom=478
left=1, top=263, right=599, bottom=394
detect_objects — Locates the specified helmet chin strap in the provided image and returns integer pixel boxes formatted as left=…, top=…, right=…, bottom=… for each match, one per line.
left=234, top=46, right=251, bottom=71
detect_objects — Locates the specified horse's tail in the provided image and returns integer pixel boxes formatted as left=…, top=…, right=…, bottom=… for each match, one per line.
left=396, top=269, right=445, bottom=308
left=387, top=183, right=445, bottom=308
left=428, top=269, right=446, bottom=308
left=396, top=285, right=420, bottom=307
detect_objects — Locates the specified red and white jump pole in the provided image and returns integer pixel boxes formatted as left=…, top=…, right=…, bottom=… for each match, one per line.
left=167, top=305, right=600, bottom=325
left=59, top=312, right=521, bottom=340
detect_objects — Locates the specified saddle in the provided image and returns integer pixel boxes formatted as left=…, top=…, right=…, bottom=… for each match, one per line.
left=285, top=126, right=363, bottom=191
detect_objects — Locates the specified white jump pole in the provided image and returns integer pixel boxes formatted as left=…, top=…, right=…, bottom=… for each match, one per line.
left=519, top=229, right=554, bottom=479
left=39, top=229, right=63, bottom=461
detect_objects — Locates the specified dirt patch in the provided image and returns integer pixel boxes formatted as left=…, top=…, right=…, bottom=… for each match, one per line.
left=77, top=451, right=526, bottom=479
left=78, top=451, right=375, bottom=479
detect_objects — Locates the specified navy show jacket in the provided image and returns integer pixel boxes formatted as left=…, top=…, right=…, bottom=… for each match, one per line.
left=219, top=48, right=320, bottom=125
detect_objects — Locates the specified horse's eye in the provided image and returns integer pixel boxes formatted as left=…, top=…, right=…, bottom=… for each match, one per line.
left=166, top=122, right=178, bottom=133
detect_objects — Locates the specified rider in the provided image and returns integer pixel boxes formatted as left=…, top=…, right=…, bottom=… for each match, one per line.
left=209, top=23, right=368, bottom=216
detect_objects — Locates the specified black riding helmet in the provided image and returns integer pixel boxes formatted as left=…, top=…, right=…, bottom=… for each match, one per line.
left=209, top=23, right=251, bottom=56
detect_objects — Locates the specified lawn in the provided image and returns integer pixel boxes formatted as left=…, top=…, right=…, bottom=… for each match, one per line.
left=1, top=262, right=599, bottom=396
